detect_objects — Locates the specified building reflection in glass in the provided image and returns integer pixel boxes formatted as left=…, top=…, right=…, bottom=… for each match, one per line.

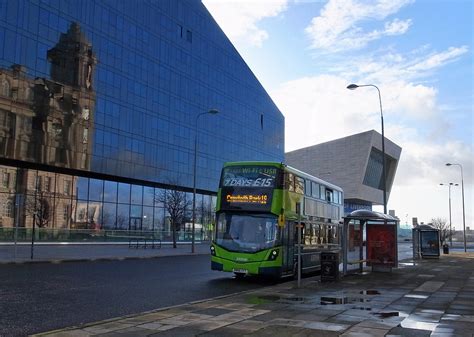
left=0, top=23, right=216, bottom=240
left=0, top=164, right=216, bottom=241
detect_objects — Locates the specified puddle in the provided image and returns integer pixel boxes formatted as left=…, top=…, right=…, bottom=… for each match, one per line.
left=321, top=296, right=348, bottom=305
left=404, top=294, right=428, bottom=299
left=282, top=297, right=306, bottom=302
left=360, top=290, right=380, bottom=295
left=247, top=294, right=281, bottom=304
left=399, top=262, right=415, bottom=267
left=352, top=306, right=372, bottom=311
left=320, top=296, right=370, bottom=305
left=400, top=319, right=438, bottom=331
left=375, top=311, right=400, bottom=318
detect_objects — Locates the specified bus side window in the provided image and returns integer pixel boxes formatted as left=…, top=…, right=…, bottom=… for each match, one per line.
left=295, top=177, right=304, bottom=194
left=305, top=179, right=311, bottom=196
left=287, top=173, right=295, bottom=192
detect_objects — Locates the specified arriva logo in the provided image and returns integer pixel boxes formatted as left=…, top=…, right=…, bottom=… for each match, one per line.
left=235, top=257, right=248, bottom=262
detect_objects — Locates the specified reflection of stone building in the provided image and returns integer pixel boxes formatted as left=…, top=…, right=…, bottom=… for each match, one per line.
left=0, top=23, right=96, bottom=229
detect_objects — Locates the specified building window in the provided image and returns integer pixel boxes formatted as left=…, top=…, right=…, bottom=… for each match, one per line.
left=2, top=172, right=9, bottom=188
left=63, top=205, right=69, bottom=221
left=4, top=200, right=13, bottom=217
left=78, top=208, right=86, bottom=221
left=186, top=29, right=192, bottom=43
left=1, top=79, right=11, bottom=97
left=0, top=109, right=10, bottom=127
left=64, top=180, right=71, bottom=195
left=35, top=176, right=42, bottom=191
left=363, top=148, right=384, bottom=190
left=44, top=177, right=51, bottom=192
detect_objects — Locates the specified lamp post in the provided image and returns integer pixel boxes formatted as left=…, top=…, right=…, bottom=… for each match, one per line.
left=192, top=109, right=219, bottom=253
left=446, top=163, right=467, bottom=252
left=347, top=83, right=387, bottom=214
left=440, top=182, right=458, bottom=247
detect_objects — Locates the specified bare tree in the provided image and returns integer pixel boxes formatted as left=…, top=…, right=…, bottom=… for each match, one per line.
left=155, top=186, right=191, bottom=248
left=24, top=192, right=51, bottom=228
left=431, top=217, right=451, bottom=245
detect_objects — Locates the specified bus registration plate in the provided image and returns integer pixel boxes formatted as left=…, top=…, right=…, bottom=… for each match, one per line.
left=232, top=268, right=248, bottom=274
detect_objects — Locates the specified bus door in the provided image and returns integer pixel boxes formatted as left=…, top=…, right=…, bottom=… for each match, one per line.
left=281, top=221, right=295, bottom=274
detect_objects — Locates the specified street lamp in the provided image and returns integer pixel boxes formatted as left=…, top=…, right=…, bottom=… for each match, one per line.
left=347, top=83, right=387, bottom=214
left=192, top=109, right=219, bottom=253
left=446, top=163, right=467, bottom=252
left=439, top=182, right=458, bottom=247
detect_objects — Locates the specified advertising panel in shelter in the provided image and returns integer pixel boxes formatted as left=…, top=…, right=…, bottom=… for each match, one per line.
left=366, top=224, right=397, bottom=266
left=420, top=231, right=440, bottom=256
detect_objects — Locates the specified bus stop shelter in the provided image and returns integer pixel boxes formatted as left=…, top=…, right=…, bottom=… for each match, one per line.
left=342, top=210, right=399, bottom=275
left=412, top=224, right=440, bottom=259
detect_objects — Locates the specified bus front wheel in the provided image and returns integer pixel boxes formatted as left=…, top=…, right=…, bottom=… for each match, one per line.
left=234, top=272, right=245, bottom=279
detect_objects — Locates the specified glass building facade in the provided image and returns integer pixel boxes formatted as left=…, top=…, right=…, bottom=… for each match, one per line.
left=0, top=0, right=284, bottom=240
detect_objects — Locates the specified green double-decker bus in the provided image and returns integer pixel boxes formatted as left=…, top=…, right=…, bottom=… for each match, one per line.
left=211, top=161, right=344, bottom=279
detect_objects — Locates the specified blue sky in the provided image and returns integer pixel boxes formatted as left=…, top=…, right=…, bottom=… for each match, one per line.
left=203, top=0, right=473, bottom=229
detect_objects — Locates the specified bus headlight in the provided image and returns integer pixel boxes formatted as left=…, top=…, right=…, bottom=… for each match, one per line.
left=210, top=245, right=216, bottom=256
left=268, top=249, right=279, bottom=261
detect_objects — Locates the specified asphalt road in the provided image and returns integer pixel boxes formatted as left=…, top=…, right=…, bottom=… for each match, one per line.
left=0, top=255, right=272, bottom=337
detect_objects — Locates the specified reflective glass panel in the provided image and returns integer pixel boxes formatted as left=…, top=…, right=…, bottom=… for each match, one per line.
left=89, top=179, right=103, bottom=202
left=143, top=206, right=153, bottom=230
left=117, top=204, right=129, bottom=229
left=118, top=183, right=130, bottom=203
left=131, top=184, right=143, bottom=205
left=77, top=177, right=89, bottom=200
left=104, top=180, right=117, bottom=203
left=103, top=202, right=117, bottom=229
left=154, top=207, right=164, bottom=231
left=143, top=186, right=154, bottom=206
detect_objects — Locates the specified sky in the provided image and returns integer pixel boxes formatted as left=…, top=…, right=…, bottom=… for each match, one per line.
left=202, top=0, right=473, bottom=230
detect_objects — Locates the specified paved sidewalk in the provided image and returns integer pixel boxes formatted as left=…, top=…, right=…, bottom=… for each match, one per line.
left=33, top=252, right=474, bottom=337
left=0, top=242, right=210, bottom=264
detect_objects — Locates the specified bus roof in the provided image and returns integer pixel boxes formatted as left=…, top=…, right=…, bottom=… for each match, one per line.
left=222, top=161, right=343, bottom=192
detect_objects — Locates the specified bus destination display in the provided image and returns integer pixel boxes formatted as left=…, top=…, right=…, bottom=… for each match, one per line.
left=221, top=166, right=277, bottom=188
left=225, top=193, right=268, bottom=205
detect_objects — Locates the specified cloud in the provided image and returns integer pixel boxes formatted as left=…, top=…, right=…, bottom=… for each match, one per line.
left=305, top=0, right=413, bottom=52
left=203, top=0, right=288, bottom=47
left=339, top=45, right=469, bottom=86
left=271, top=74, right=442, bottom=152
left=407, top=46, right=469, bottom=72
left=271, top=73, right=472, bottom=227
left=384, top=18, right=412, bottom=35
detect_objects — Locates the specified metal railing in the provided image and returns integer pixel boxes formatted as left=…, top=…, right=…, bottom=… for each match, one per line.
left=0, top=228, right=212, bottom=243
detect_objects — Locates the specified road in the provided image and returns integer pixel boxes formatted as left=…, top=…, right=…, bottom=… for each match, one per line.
left=0, top=255, right=271, bottom=337
left=0, top=241, right=418, bottom=336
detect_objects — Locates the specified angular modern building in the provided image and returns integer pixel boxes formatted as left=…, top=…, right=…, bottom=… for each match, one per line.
left=0, top=0, right=284, bottom=236
left=286, top=130, right=401, bottom=214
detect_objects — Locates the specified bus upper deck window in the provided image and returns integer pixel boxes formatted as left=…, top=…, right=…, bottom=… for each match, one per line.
left=287, top=173, right=295, bottom=191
